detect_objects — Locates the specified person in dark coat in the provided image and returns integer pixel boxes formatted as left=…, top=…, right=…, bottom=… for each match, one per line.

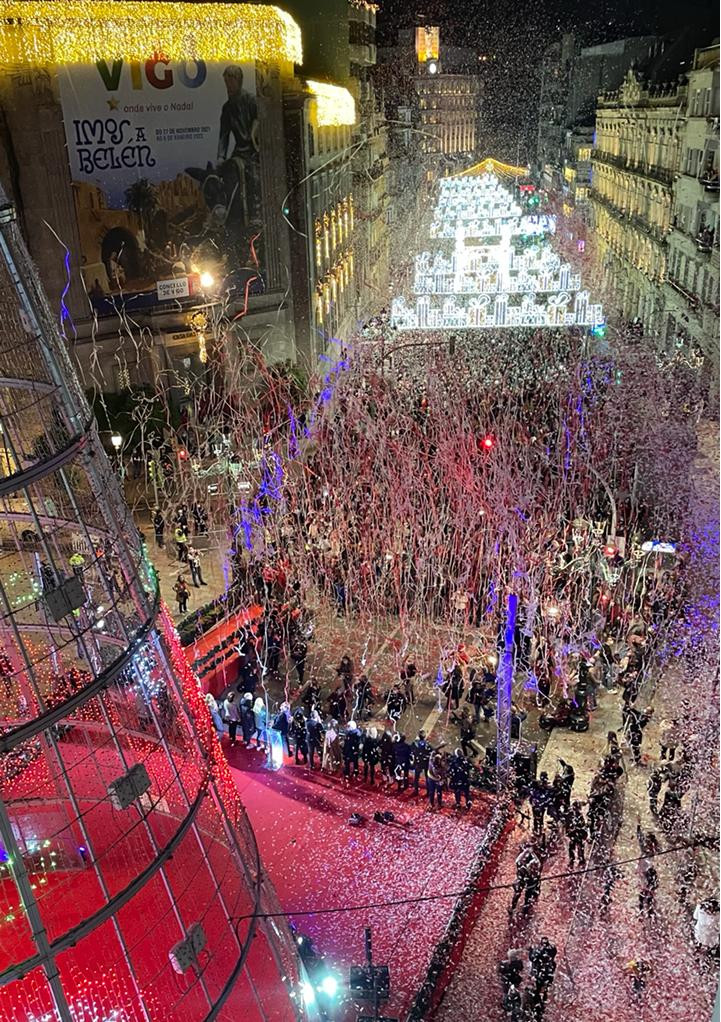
left=393, top=733, right=412, bottom=790
left=386, top=684, right=406, bottom=728
left=343, top=721, right=362, bottom=781
left=529, top=937, right=557, bottom=1002
left=379, top=729, right=395, bottom=785
left=627, top=705, right=654, bottom=764
left=556, top=758, right=575, bottom=810
left=328, top=684, right=347, bottom=723
left=240, top=692, right=256, bottom=745
left=448, top=749, right=472, bottom=808
left=152, top=508, right=165, bottom=548
left=305, top=710, right=324, bottom=769
left=467, top=672, right=485, bottom=723
left=290, top=634, right=308, bottom=686
left=411, top=730, right=432, bottom=794
left=442, top=665, right=464, bottom=709
left=529, top=772, right=552, bottom=837
left=498, top=950, right=523, bottom=997
left=352, top=675, right=372, bottom=720
left=458, top=708, right=477, bottom=758
left=362, top=726, right=380, bottom=784
left=509, top=844, right=542, bottom=914
left=302, top=680, right=321, bottom=715
left=567, top=801, right=588, bottom=867
left=291, top=709, right=308, bottom=764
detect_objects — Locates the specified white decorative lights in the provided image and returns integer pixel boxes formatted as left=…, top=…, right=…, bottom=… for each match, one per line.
left=391, top=171, right=604, bottom=331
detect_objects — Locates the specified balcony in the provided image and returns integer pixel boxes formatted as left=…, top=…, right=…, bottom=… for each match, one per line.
left=696, top=226, right=715, bottom=253
left=592, top=149, right=674, bottom=186
left=700, top=171, right=720, bottom=193
left=667, top=275, right=701, bottom=312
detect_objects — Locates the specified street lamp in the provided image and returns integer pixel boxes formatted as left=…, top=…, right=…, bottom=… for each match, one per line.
left=199, top=270, right=215, bottom=290
left=110, top=434, right=124, bottom=482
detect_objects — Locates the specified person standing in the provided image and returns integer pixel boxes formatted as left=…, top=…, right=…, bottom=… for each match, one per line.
left=509, top=844, right=542, bottom=914
left=240, top=692, right=256, bottom=745
left=187, top=546, right=207, bottom=588
left=174, top=576, right=190, bottom=615
left=393, top=732, right=412, bottom=791
left=153, top=508, right=165, bottom=548
left=292, top=709, right=308, bottom=764
left=362, top=726, right=380, bottom=784
left=449, top=749, right=472, bottom=809
left=647, top=769, right=663, bottom=815
left=458, top=707, right=477, bottom=758
left=205, top=691, right=224, bottom=736
left=556, top=758, right=575, bottom=812
left=529, top=772, right=552, bottom=838
left=427, top=749, right=446, bottom=809
left=528, top=937, right=557, bottom=1003
left=290, top=634, right=308, bottom=687
left=305, top=709, right=324, bottom=769
left=223, top=690, right=241, bottom=746
left=567, top=801, right=588, bottom=868
left=272, top=701, right=292, bottom=756
left=379, top=729, right=395, bottom=786
left=627, top=705, right=654, bottom=765
left=174, top=524, right=189, bottom=563
left=322, top=719, right=342, bottom=774
left=412, top=730, right=432, bottom=795
left=468, top=671, right=485, bottom=724
left=252, top=696, right=267, bottom=750
left=343, top=721, right=362, bottom=782
left=639, top=865, right=659, bottom=918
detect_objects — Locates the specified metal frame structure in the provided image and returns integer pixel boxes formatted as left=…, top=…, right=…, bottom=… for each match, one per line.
left=0, top=189, right=302, bottom=1021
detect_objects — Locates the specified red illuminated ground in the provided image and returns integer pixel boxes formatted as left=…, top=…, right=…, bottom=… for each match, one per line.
left=230, top=745, right=499, bottom=1018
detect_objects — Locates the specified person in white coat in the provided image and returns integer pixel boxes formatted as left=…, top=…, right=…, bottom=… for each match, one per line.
left=223, top=691, right=242, bottom=745
left=693, top=898, right=719, bottom=957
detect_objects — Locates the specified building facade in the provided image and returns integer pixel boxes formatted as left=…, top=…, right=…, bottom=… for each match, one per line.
left=538, top=34, right=662, bottom=202
left=663, top=44, right=719, bottom=390
left=349, top=0, right=390, bottom=321
left=590, top=69, right=685, bottom=336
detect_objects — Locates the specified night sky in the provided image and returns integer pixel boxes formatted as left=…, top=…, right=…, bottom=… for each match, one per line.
left=377, top=0, right=719, bottom=161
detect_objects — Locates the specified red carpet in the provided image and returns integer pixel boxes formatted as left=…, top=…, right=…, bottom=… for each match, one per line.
left=229, top=744, right=498, bottom=1018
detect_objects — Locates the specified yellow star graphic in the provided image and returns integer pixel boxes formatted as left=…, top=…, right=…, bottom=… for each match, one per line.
left=107, top=97, right=119, bottom=111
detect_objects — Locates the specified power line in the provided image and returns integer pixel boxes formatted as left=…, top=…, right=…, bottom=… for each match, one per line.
left=233, top=837, right=709, bottom=924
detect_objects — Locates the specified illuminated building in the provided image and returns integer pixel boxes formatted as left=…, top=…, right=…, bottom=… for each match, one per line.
left=412, top=27, right=480, bottom=162
left=663, top=43, right=719, bottom=397
left=590, top=69, right=685, bottom=336
left=0, top=186, right=302, bottom=1019
left=0, top=1, right=366, bottom=393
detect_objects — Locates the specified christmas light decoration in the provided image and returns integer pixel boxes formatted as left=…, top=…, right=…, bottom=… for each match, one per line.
left=455, top=156, right=530, bottom=178
left=307, top=79, right=357, bottom=126
left=391, top=171, right=604, bottom=331
left=0, top=184, right=302, bottom=1021
left=0, top=2, right=303, bottom=67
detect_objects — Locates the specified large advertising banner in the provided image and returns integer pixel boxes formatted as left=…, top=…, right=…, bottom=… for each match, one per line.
left=58, top=58, right=263, bottom=312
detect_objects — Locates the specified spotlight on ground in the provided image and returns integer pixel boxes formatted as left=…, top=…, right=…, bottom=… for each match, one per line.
left=318, top=974, right=339, bottom=998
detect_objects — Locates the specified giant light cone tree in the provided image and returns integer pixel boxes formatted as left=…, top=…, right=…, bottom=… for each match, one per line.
left=0, top=191, right=303, bottom=1021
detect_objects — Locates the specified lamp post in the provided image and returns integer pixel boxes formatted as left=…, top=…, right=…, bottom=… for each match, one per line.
left=110, top=433, right=124, bottom=483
